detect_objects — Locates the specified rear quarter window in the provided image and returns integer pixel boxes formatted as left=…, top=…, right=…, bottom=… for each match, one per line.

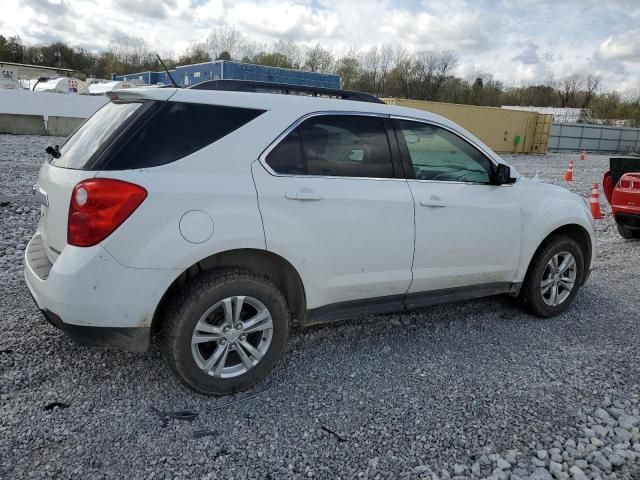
left=102, top=102, right=265, bottom=170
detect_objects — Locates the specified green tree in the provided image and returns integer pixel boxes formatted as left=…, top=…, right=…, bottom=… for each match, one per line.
left=252, top=51, right=294, bottom=69
left=0, top=35, right=24, bottom=62
left=177, top=43, right=211, bottom=65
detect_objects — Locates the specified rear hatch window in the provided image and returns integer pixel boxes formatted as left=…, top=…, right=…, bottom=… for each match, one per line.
left=50, top=100, right=265, bottom=170
left=51, top=102, right=143, bottom=169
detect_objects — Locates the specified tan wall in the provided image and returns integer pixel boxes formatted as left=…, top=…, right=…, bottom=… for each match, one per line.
left=383, top=98, right=552, bottom=154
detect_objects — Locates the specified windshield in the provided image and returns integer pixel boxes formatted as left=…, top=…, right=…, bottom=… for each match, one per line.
left=50, top=101, right=143, bottom=169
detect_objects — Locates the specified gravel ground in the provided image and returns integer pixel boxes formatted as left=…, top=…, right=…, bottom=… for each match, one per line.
left=1, top=134, right=639, bottom=480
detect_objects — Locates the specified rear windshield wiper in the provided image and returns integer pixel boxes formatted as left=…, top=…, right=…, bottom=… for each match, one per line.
left=45, top=145, right=61, bottom=159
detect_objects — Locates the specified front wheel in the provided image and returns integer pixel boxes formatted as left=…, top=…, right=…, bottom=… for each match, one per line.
left=517, top=236, right=584, bottom=317
left=163, top=269, right=290, bottom=395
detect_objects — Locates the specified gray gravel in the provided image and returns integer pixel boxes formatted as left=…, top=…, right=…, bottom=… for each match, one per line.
left=1, top=135, right=639, bottom=479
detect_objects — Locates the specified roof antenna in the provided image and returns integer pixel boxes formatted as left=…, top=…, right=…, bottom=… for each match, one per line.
left=156, top=54, right=179, bottom=88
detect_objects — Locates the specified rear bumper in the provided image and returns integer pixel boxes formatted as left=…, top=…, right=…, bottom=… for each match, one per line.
left=615, top=212, right=640, bottom=231
left=24, top=232, right=179, bottom=352
left=40, top=308, right=150, bottom=352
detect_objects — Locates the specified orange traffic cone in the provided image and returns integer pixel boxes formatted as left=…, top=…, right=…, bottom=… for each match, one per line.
left=564, top=160, right=574, bottom=182
left=589, top=183, right=602, bottom=219
left=580, top=151, right=586, bottom=161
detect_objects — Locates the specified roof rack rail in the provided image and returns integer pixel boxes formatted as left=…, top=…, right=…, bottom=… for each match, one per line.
left=188, top=79, right=384, bottom=104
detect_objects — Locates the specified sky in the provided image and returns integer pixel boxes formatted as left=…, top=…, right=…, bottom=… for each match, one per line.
left=1, top=0, right=639, bottom=93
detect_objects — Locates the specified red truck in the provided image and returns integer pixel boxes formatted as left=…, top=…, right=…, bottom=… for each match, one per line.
left=603, top=155, right=640, bottom=239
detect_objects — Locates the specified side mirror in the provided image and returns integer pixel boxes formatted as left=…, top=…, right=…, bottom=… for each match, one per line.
left=492, top=163, right=514, bottom=185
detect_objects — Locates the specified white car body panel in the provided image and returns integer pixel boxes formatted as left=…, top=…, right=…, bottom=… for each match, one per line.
left=98, top=161, right=266, bottom=270
left=252, top=162, right=415, bottom=309
left=24, top=238, right=177, bottom=329
left=512, top=178, right=596, bottom=281
left=407, top=180, right=521, bottom=292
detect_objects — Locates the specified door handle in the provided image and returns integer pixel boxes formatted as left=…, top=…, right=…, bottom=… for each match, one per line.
left=285, top=191, right=323, bottom=201
left=420, top=196, right=447, bottom=207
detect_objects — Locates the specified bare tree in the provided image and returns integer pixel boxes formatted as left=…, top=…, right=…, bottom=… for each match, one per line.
left=304, top=44, right=334, bottom=73
left=272, top=40, right=303, bottom=69
left=360, top=46, right=380, bottom=94
left=335, top=48, right=360, bottom=89
left=432, top=50, right=458, bottom=100
left=581, top=74, right=601, bottom=108
left=376, top=44, right=394, bottom=96
left=108, top=35, right=154, bottom=71
left=205, top=27, right=245, bottom=60
left=240, top=40, right=265, bottom=62
left=558, top=74, right=582, bottom=107
left=407, top=50, right=457, bottom=100
left=390, top=46, right=412, bottom=97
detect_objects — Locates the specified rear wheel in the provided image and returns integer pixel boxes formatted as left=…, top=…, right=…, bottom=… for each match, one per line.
left=163, top=269, right=290, bottom=395
left=616, top=222, right=639, bottom=240
left=517, top=236, right=584, bottom=317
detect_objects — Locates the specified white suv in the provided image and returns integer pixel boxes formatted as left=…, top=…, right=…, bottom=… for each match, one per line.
left=25, top=82, right=596, bottom=395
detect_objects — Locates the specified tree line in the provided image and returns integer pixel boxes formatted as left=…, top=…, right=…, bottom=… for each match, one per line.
left=1, top=30, right=639, bottom=125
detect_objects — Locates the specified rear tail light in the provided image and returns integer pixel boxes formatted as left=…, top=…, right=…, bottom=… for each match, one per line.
left=68, top=179, right=147, bottom=247
left=603, top=171, right=613, bottom=204
left=618, top=173, right=640, bottom=191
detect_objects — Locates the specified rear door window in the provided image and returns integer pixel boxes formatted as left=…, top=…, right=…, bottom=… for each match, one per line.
left=265, top=115, right=395, bottom=178
left=265, top=129, right=305, bottom=174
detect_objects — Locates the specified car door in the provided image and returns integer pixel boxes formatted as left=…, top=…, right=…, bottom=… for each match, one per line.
left=393, top=118, right=522, bottom=297
left=252, top=113, right=415, bottom=313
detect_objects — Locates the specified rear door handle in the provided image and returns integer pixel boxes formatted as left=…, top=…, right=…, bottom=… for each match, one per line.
left=420, top=196, right=447, bottom=207
left=285, top=191, right=323, bottom=201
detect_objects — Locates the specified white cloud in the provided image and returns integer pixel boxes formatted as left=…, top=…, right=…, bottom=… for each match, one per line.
left=598, top=29, right=640, bottom=62
left=379, top=7, right=493, bottom=53
left=1, top=0, right=640, bottom=92
left=192, top=0, right=224, bottom=23
left=226, top=1, right=339, bottom=41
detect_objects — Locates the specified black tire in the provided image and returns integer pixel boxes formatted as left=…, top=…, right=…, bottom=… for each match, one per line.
left=163, top=268, right=290, bottom=395
left=616, top=222, right=638, bottom=240
left=516, top=235, right=585, bottom=318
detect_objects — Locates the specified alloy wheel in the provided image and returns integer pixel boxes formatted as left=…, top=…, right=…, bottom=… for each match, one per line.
left=540, top=251, right=577, bottom=307
left=191, top=296, right=273, bottom=378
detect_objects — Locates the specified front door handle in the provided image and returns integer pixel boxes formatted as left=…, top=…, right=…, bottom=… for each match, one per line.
left=285, top=191, right=323, bottom=201
left=420, top=196, right=447, bottom=207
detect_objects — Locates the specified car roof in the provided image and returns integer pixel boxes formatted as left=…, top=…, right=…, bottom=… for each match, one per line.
left=115, top=87, right=458, bottom=129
